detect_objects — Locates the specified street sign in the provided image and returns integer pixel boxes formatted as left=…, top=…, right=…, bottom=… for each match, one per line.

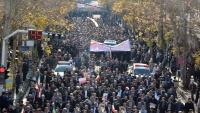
left=22, top=47, right=29, bottom=52
left=6, top=78, right=13, bottom=90
left=22, top=40, right=34, bottom=47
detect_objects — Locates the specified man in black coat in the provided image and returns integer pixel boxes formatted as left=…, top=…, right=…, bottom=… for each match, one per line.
left=15, top=71, right=21, bottom=94
left=158, top=97, right=168, bottom=113
left=185, top=98, right=194, bottom=113
left=22, top=61, right=29, bottom=81
left=189, top=81, right=196, bottom=101
left=195, top=81, right=200, bottom=103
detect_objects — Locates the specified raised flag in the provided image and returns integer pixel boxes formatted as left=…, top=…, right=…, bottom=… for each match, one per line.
left=52, top=108, right=56, bottom=113
left=95, top=75, right=100, bottom=81
left=112, top=104, right=115, bottom=112
left=58, top=49, right=61, bottom=52
left=36, top=75, right=41, bottom=98
left=79, top=78, right=86, bottom=84
left=21, top=108, right=25, bottom=113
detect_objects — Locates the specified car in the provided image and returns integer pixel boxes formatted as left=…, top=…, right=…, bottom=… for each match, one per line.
left=129, top=63, right=151, bottom=77
left=58, top=61, right=71, bottom=65
left=54, top=61, right=72, bottom=77
left=54, top=64, right=71, bottom=78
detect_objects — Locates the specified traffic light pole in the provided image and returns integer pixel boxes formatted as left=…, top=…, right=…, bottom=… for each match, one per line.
left=1, top=30, right=48, bottom=69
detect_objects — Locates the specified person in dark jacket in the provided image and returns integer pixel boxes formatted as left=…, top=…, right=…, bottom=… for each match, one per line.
left=158, top=97, right=168, bottom=113
left=175, top=99, right=185, bottom=113
left=22, top=61, right=29, bottom=81
left=185, top=98, right=195, bottom=113
left=189, top=81, right=196, bottom=101
left=15, top=71, right=21, bottom=94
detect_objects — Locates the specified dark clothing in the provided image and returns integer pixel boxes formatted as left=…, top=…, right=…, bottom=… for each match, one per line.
left=185, top=102, right=194, bottom=113
left=190, top=83, right=196, bottom=101
left=15, top=74, right=21, bottom=94
left=22, top=62, right=29, bottom=81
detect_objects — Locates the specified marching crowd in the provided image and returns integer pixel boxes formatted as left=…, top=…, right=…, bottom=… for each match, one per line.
left=0, top=14, right=200, bottom=113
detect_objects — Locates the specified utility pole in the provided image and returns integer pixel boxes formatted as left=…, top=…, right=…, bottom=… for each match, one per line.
left=3, top=0, right=11, bottom=66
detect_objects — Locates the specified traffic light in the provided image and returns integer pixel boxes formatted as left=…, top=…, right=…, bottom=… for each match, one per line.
left=0, top=67, right=8, bottom=84
left=48, top=33, right=66, bottom=39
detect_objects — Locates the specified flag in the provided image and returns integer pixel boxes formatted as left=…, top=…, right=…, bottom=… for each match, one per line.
left=79, top=78, right=86, bottom=84
left=95, top=75, right=100, bottom=81
left=110, top=47, right=112, bottom=59
left=52, top=108, right=56, bottom=113
left=112, top=104, right=115, bottom=112
left=36, top=75, right=41, bottom=98
left=21, top=108, right=25, bottom=113
left=58, top=49, right=61, bottom=52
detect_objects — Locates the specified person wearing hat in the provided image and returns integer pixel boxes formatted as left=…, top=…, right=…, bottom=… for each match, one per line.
left=123, top=87, right=130, bottom=97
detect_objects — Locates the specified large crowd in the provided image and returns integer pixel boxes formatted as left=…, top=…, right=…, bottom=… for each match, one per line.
left=0, top=11, right=200, bottom=113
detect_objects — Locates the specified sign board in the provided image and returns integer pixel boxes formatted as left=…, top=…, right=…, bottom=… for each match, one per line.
left=22, top=47, right=29, bottom=52
left=28, top=30, right=43, bottom=41
left=6, top=78, right=13, bottom=90
left=93, top=15, right=101, bottom=19
left=22, top=40, right=34, bottom=47
left=104, top=40, right=116, bottom=45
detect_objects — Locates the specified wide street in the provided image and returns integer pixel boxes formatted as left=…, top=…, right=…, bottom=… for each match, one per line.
left=0, top=0, right=200, bottom=113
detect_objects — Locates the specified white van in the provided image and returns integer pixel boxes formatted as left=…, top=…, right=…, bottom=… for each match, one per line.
left=129, top=63, right=151, bottom=76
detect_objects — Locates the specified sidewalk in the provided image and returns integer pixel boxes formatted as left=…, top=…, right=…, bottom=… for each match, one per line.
left=14, top=60, right=39, bottom=105
left=177, top=81, right=198, bottom=112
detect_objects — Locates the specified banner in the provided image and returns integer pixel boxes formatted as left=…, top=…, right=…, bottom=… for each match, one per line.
left=90, top=40, right=110, bottom=52
left=90, top=40, right=131, bottom=52
left=79, top=78, right=86, bottom=84
left=111, top=40, right=131, bottom=51
left=76, top=3, right=85, bottom=8
left=93, top=15, right=101, bottom=19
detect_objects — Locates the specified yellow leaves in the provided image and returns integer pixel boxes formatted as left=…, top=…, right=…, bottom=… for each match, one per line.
left=33, top=16, right=48, bottom=29
left=112, top=0, right=160, bottom=32
left=9, top=0, right=76, bottom=31
left=193, top=52, right=200, bottom=69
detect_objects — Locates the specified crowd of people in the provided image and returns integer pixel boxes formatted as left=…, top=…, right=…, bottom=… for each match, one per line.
left=0, top=10, right=199, bottom=113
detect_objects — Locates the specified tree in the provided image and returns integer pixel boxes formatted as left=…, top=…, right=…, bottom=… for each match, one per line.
left=0, top=0, right=77, bottom=88
left=102, top=0, right=200, bottom=88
